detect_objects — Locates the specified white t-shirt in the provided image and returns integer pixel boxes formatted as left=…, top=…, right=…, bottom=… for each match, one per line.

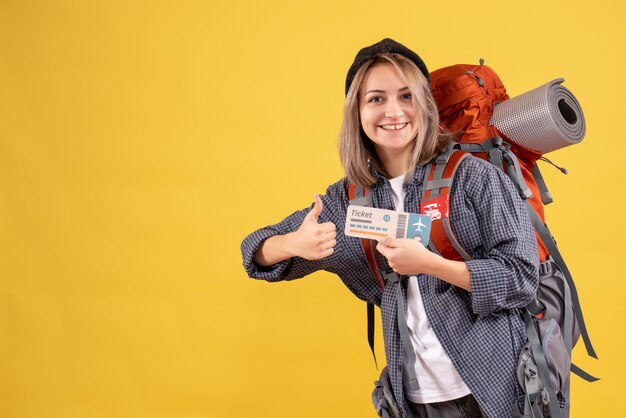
left=388, top=174, right=471, bottom=404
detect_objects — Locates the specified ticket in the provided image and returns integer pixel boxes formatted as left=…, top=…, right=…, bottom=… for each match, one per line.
left=344, top=205, right=431, bottom=245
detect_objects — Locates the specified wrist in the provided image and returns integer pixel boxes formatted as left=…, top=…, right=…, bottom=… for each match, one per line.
left=254, top=233, right=297, bottom=267
left=421, top=249, right=443, bottom=276
left=281, top=231, right=299, bottom=258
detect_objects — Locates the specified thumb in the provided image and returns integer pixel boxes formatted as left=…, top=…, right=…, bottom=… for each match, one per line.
left=308, top=193, right=323, bottom=222
left=378, top=237, right=399, bottom=248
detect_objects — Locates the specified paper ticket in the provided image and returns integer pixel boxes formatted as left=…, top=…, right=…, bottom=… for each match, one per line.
left=344, top=205, right=431, bottom=245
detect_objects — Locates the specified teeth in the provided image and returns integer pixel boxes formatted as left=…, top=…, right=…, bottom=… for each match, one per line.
left=381, top=123, right=407, bottom=130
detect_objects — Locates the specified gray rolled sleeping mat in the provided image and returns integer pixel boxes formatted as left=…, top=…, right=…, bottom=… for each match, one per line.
left=489, top=79, right=586, bottom=154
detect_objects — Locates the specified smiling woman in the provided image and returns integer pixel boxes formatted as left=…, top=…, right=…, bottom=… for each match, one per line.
left=241, top=38, right=539, bottom=418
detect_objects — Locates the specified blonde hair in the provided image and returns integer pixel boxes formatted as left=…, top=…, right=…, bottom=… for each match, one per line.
left=339, top=53, right=451, bottom=187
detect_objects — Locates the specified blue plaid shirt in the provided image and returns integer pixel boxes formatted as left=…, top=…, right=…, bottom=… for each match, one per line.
left=241, top=155, right=539, bottom=418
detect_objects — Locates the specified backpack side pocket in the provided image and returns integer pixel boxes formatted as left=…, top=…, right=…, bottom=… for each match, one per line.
left=372, top=367, right=402, bottom=418
left=539, top=317, right=571, bottom=395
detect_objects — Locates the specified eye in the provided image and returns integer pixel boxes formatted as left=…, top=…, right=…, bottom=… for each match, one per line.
left=368, top=96, right=384, bottom=103
left=401, top=92, right=413, bottom=100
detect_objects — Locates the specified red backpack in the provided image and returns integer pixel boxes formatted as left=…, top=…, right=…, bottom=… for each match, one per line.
left=354, top=62, right=598, bottom=418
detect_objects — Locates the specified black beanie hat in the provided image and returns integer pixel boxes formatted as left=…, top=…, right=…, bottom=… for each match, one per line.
left=344, top=38, right=430, bottom=96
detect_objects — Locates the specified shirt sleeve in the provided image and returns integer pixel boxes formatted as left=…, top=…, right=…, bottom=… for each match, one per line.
left=452, top=157, right=539, bottom=316
left=240, top=181, right=345, bottom=282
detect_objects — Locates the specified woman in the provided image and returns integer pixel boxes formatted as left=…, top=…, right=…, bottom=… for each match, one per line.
left=241, top=38, right=539, bottom=418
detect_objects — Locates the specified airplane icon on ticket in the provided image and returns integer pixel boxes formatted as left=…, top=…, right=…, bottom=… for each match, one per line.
left=412, top=218, right=427, bottom=232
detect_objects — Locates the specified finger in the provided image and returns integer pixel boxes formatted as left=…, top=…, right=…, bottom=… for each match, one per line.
left=314, top=246, right=334, bottom=260
left=320, top=230, right=336, bottom=241
left=310, top=193, right=323, bottom=221
left=376, top=241, right=390, bottom=257
left=318, top=222, right=336, bottom=233
left=320, top=239, right=337, bottom=250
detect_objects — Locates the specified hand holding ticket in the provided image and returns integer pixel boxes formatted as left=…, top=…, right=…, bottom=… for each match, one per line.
left=344, top=205, right=431, bottom=245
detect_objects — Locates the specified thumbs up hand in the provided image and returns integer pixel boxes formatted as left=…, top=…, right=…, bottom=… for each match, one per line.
left=291, top=194, right=337, bottom=260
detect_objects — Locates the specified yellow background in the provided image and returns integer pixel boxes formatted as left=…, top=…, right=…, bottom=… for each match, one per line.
left=1, top=0, right=623, bottom=417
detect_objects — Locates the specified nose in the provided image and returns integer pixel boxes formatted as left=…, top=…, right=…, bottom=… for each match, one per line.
left=384, top=99, right=404, bottom=118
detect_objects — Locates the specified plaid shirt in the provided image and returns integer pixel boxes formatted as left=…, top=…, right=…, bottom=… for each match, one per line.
left=241, top=155, right=539, bottom=418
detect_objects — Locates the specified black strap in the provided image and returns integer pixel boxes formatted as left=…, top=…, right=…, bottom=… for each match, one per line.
left=367, top=302, right=377, bottom=368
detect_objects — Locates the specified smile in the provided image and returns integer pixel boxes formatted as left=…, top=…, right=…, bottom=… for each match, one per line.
left=380, top=123, right=408, bottom=131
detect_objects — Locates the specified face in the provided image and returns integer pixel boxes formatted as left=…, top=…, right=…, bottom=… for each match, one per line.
left=359, top=63, right=419, bottom=160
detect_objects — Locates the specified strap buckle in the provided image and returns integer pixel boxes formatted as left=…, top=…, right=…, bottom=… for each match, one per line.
left=539, top=259, right=553, bottom=275
left=526, top=299, right=546, bottom=319
left=381, top=269, right=400, bottom=284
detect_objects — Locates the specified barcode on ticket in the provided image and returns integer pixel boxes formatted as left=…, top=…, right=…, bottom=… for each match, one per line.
left=396, top=213, right=407, bottom=238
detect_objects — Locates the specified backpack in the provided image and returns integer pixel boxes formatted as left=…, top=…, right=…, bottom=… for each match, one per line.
left=351, top=62, right=599, bottom=418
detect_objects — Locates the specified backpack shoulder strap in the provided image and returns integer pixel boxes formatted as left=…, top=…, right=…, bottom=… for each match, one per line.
left=421, top=146, right=473, bottom=262
left=348, top=182, right=382, bottom=368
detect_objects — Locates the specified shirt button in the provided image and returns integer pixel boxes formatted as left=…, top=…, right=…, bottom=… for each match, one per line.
left=397, top=365, right=402, bottom=371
